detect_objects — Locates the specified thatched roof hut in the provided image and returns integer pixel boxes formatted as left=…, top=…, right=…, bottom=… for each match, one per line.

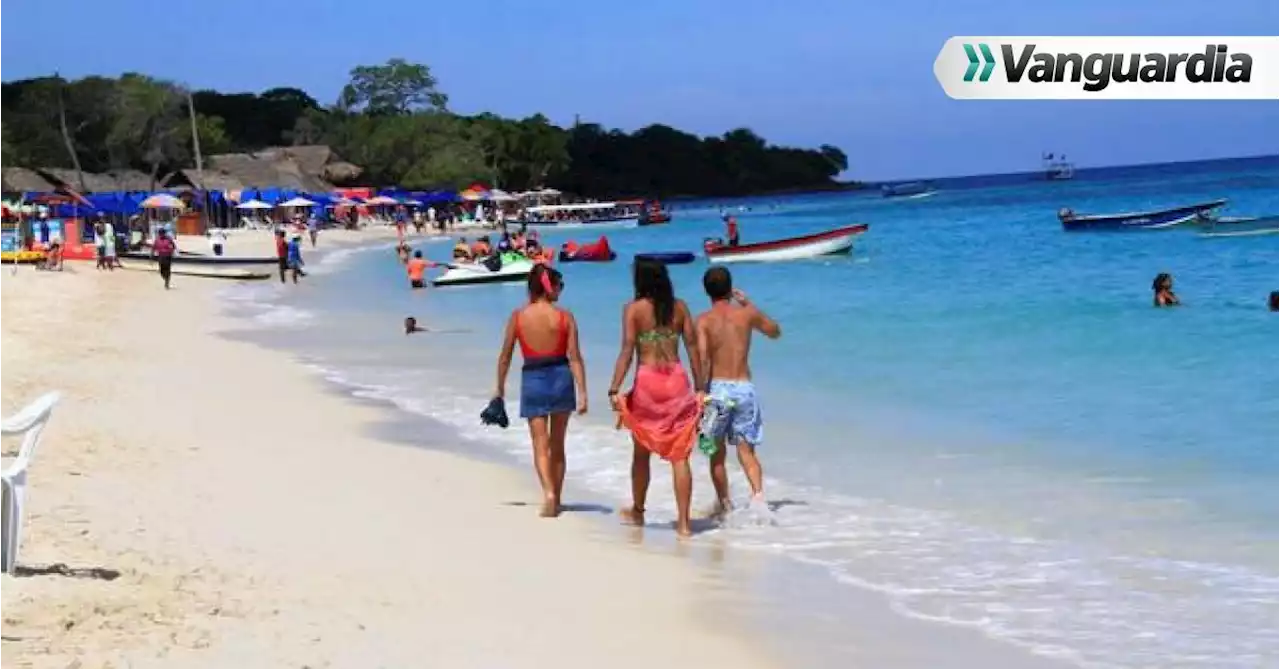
left=32, top=167, right=156, bottom=192
left=1, top=167, right=55, bottom=193
left=172, top=145, right=361, bottom=193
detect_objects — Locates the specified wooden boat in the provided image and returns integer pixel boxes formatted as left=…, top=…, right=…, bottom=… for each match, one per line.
left=881, top=182, right=936, bottom=199
left=1197, top=214, right=1279, bottom=238
left=433, top=256, right=534, bottom=287
left=704, top=224, right=868, bottom=264
left=120, top=250, right=278, bottom=266
left=1059, top=199, right=1227, bottom=231
left=635, top=252, right=696, bottom=265
left=558, top=236, right=616, bottom=262
left=120, top=264, right=272, bottom=281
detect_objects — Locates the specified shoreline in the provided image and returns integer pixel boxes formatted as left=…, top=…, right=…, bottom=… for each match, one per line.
left=0, top=231, right=782, bottom=668
left=222, top=233, right=1085, bottom=669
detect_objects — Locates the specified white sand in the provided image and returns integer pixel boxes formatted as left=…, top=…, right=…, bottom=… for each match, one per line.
left=0, top=234, right=778, bottom=668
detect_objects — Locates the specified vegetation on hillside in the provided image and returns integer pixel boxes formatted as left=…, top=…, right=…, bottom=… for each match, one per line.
left=2, top=59, right=849, bottom=196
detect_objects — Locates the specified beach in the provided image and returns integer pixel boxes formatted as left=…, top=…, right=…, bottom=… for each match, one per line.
left=0, top=230, right=778, bottom=668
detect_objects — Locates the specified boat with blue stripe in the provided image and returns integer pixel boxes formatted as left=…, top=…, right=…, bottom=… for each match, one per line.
left=1058, top=199, right=1227, bottom=232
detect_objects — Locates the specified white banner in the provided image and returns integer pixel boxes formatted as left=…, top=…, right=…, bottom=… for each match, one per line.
left=934, top=36, right=1280, bottom=100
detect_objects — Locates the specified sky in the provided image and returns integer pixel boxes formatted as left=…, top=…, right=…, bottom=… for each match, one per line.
left=3, top=0, right=1277, bottom=180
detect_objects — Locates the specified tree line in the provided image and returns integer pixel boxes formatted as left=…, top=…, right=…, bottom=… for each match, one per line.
left=1, top=59, right=850, bottom=197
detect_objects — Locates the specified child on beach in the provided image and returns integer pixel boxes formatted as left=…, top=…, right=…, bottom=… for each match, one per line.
left=694, top=267, right=781, bottom=517
left=493, top=264, right=587, bottom=518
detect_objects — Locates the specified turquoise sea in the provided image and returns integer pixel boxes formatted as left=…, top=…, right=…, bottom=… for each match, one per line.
left=225, top=156, right=1278, bottom=668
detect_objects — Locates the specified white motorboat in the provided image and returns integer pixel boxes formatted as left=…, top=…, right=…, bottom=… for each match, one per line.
left=704, top=224, right=868, bottom=263
left=432, top=256, right=536, bottom=287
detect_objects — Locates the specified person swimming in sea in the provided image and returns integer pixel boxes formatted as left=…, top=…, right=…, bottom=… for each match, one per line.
left=1269, top=291, right=1278, bottom=312
left=405, top=316, right=426, bottom=334
left=1152, top=273, right=1180, bottom=307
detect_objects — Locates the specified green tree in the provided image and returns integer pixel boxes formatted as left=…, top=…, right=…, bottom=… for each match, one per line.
left=338, top=58, right=448, bottom=115
left=107, top=74, right=189, bottom=188
left=0, top=120, right=17, bottom=167
left=194, top=114, right=233, bottom=157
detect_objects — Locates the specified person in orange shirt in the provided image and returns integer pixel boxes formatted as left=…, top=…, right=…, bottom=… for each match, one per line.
left=406, top=250, right=434, bottom=289
left=409, top=246, right=440, bottom=286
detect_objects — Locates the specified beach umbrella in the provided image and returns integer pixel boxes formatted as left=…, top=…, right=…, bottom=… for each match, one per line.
left=487, top=189, right=516, bottom=202
left=278, top=196, right=317, bottom=208
left=400, top=198, right=423, bottom=206
left=537, top=187, right=561, bottom=196
left=365, top=195, right=399, bottom=206
left=141, top=193, right=186, bottom=209
left=235, top=199, right=272, bottom=210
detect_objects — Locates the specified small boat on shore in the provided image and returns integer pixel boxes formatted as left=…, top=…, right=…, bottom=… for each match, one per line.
left=559, top=236, right=616, bottom=262
left=704, top=224, right=868, bottom=263
left=635, top=252, right=696, bottom=265
left=433, top=255, right=534, bottom=287
left=881, top=182, right=936, bottom=200
left=120, top=264, right=272, bottom=281
left=1059, top=199, right=1227, bottom=231
left=120, top=250, right=279, bottom=267
left=1197, top=214, right=1279, bottom=238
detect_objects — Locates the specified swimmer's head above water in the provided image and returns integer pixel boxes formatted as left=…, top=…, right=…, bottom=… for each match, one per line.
left=404, top=316, right=422, bottom=334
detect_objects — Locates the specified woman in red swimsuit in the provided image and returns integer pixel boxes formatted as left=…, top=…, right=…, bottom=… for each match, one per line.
left=494, top=265, right=587, bottom=517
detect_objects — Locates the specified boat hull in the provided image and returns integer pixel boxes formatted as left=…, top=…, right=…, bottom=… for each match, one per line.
left=120, top=251, right=279, bottom=267
left=635, top=252, right=696, bottom=265
left=1197, top=215, right=1279, bottom=238
left=432, top=259, right=534, bottom=287
left=1060, top=199, right=1227, bottom=231
left=705, top=224, right=868, bottom=264
left=120, top=264, right=272, bottom=281
left=517, top=216, right=636, bottom=227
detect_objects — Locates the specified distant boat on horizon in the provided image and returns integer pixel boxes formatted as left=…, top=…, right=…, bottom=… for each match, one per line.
left=881, top=181, right=937, bottom=199
left=1042, top=152, right=1075, bottom=180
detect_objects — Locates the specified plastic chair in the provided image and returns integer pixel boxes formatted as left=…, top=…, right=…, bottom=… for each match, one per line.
left=1, top=392, right=61, bottom=575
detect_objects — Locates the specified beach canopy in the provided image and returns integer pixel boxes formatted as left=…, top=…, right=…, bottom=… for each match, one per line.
left=365, top=195, right=399, bottom=205
left=278, top=196, right=317, bottom=208
left=141, top=193, right=186, bottom=209
left=236, top=199, right=272, bottom=210
left=400, top=198, right=423, bottom=206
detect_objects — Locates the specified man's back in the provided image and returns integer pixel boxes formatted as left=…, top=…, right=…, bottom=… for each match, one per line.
left=698, top=304, right=756, bottom=381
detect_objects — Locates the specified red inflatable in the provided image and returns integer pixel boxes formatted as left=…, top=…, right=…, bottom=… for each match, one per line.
left=558, top=235, right=616, bottom=262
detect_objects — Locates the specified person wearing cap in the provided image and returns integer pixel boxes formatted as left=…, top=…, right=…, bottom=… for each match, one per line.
left=286, top=232, right=306, bottom=284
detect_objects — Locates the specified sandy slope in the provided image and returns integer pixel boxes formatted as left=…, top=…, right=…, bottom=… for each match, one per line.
left=0, top=237, right=775, bottom=669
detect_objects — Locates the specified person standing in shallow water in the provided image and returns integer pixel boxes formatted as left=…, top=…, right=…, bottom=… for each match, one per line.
left=1152, top=273, right=1180, bottom=307
left=695, top=267, right=781, bottom=517
left=608, top=259, right=705, bottom=537
left=494, top=264, right=587, bottom=517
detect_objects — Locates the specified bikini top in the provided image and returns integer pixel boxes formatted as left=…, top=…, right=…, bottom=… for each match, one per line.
left=516, top=308, right=569, bottom=358
left=637, top=329, right=679, bottom=344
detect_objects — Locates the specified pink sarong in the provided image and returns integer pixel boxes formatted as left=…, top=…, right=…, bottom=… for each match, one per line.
left=617, top=363, right=701, bottom=462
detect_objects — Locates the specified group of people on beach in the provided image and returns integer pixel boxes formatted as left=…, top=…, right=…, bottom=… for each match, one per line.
left=490, top=260, right=779, bottom=536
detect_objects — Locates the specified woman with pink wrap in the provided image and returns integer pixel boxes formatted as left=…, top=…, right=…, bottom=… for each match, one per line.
left=607, top=259, right=705, bottom=537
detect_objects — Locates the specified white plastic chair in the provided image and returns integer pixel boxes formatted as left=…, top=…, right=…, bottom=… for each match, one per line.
left=2, top=392, right=60, bottom=575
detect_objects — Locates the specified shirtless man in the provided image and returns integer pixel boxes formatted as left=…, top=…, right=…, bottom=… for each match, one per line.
left=695, top=266, right=780, bottom=515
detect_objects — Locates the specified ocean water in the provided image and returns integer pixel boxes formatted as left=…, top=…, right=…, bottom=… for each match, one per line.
left=222, top=156, right=1278, bottom=669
